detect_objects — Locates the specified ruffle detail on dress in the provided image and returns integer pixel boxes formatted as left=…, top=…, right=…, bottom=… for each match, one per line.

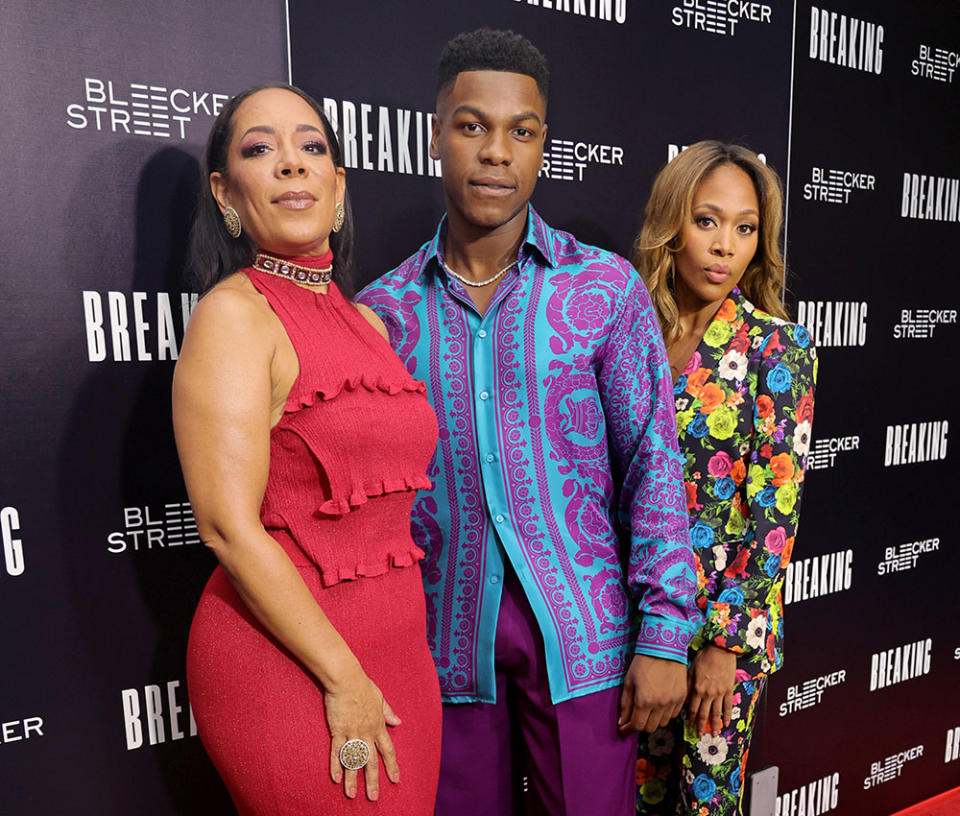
left=284, top=374, right=427, bottom=413
left=317, top=544, right=426, bottom=587
left=317, top=474, right=433, bottom=516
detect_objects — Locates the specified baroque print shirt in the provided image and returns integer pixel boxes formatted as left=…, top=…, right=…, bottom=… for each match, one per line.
left=358, top=206, right=701, bottom=704
left=677, top=288, right=817, bottom=674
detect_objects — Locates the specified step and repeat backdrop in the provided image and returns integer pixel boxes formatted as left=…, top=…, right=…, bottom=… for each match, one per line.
left=1, top=1, right=957, bottom=814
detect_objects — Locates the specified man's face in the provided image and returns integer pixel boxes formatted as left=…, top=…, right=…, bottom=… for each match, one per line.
left=431, top=71, right=547, bottom=232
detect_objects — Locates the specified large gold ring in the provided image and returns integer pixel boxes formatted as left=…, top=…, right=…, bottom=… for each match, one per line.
left=339, top=738, right=371, bottom=770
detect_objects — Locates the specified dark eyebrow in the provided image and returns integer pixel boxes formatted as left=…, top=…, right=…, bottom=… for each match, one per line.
left=239, top=125, right=274, bottom=139
left=696, top=202, right=759, bottom=217
left=511, top=110, right=544, bottom=125
left=451, top=105, right=543, bottom=126
left=238, top=124, right=324, bottom=139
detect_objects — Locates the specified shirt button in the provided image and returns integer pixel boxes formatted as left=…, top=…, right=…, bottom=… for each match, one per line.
left=495, top=514, right=505, bottom=523
left=485, top=453, right=495, bottom=463
left=478, top=329, right=488, bottom=338
left=490, top=575, right=499, bottom=584
left=479, top=390, right=489, bottom=401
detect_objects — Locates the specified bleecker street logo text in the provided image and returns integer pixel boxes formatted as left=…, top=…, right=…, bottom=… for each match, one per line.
left=108, top=503, right=200, bottom=554
left=901, top=173, right=960, bottom=222
left=672, top=1, right=773, bottom=37
left=779, top=669, right=846, bottom=716
left=1, top=506, right=24, bottom=577
left=869, top=638, right=932, bottom=691
left=809, top=7, right=884, bottom=74
left=912, top=45, right=958, bottom=83
left=884, top=420, right=948, bottom=467
left=513, top=0, right=626, bottom=24
left=878, top=537, right=939, bottom=576
left=83, top=291, right=197, bottom=363
left=541, top=138, right=624, bottom=182
left=893, top=308, right=957, bottom=340
left=0, top=713, right=44, bottom=746
left=806, top=436, right=859, bottom=471
left=863, top=745, right=923, bottom=789
left=775, top=772, right=840, bottom=816
left=803, top=167, right=875, bottom=204
left=67, top=79, right=227, bottom=139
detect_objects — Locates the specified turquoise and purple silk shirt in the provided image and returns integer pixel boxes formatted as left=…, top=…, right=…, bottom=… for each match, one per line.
left=358, top=207, right=700, bottom=704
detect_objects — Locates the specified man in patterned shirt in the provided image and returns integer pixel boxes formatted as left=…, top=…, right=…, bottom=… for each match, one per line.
left=358, top=28, right=700, bottom=816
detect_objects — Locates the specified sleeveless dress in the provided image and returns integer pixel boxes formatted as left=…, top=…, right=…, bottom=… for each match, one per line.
left=186, top=262, right=442, bottom=815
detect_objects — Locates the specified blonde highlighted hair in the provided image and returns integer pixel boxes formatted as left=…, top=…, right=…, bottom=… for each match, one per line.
left=631, top=141, right=788, bottom=344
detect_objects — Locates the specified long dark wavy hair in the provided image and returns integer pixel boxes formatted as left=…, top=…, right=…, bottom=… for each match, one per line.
left=188, top=83, right=355, bottom=294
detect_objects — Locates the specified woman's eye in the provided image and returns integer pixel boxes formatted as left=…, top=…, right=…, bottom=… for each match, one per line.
left=739, top=224, right=758, bottom=234
left=695, top=216, right=715, bottom=228
left=302, top=141, right=327, bottom=154
left=240, top=142, right=270, bottom=158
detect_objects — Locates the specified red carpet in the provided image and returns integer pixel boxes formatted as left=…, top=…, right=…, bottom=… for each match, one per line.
left=890, top=787, right=960, bottom=816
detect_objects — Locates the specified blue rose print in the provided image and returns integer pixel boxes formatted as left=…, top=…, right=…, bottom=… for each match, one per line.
left=690, top=521, right=715, bottom=550
left=688, top=414, right=709, bottom=438
left=766, top=362, right=792, bottom=394
left=692, top=774, right=717, bottom=801
left=714, top=476, right=736, bottom=500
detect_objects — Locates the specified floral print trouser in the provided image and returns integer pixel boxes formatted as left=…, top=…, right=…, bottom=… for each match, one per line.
left=636, top=669, right=768, bottom=816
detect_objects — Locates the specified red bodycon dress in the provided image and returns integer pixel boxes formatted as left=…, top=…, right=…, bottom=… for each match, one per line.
left=186, top=261, right=442, bottom=815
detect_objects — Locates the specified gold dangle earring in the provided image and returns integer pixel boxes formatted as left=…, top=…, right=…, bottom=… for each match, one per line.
left=332, top=201, right=345, bottom=233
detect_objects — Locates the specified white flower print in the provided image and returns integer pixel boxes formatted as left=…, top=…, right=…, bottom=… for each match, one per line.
left=730, top=706, right=741, bottom=721
left=793, top=420, right=812, bottom=457
left=745, top=613, right=767, bottom=651
left=696, top=733, right=729, bottom=766
left=712, top=544, right=727, bottom=572
left=718, top=350, right=748, bottom=382
left=676, top=397, right=690, bottom=410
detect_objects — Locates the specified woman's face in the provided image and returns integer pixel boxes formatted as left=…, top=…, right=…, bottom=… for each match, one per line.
left=210, top=87, right=345, bottom=257
left=674, top=163, right=760, bottom=309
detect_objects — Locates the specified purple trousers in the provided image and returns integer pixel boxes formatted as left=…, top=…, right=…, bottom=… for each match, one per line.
left=435, top=568, right=638, bottom=816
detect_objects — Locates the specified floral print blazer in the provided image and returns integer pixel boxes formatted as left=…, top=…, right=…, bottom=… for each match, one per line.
left=674, top=288, right=817, bottom=675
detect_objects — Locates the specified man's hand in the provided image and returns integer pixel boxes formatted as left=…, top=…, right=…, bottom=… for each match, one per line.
left=687, top=644, right=737, bottom=737
left=618, top=653, right=687, bottom=733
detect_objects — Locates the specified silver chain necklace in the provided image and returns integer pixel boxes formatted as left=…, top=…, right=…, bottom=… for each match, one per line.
left=441, top=258, right=517, bottom=288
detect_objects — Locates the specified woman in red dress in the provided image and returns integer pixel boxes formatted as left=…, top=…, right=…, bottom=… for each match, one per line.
left=173, top=84, right=441, bottom=814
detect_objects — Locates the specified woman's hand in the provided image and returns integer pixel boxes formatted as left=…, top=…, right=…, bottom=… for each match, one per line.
left=687, top=644, right=737, bottom=736
left=325, top=669, right=402, bottom=801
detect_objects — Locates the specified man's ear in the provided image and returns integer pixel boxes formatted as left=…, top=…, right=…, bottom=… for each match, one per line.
left=429, top=113, right=441, bottom=161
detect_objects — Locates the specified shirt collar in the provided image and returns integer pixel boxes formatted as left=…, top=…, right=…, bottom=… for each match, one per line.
left=416, top=204, right=558, bottom=285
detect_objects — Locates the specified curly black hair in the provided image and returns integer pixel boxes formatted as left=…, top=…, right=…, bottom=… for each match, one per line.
left=437, top=28, right=549, bottom=102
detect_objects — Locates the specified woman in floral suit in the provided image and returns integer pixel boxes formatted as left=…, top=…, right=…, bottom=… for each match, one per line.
left=632, top=141, right=817, bottom=816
